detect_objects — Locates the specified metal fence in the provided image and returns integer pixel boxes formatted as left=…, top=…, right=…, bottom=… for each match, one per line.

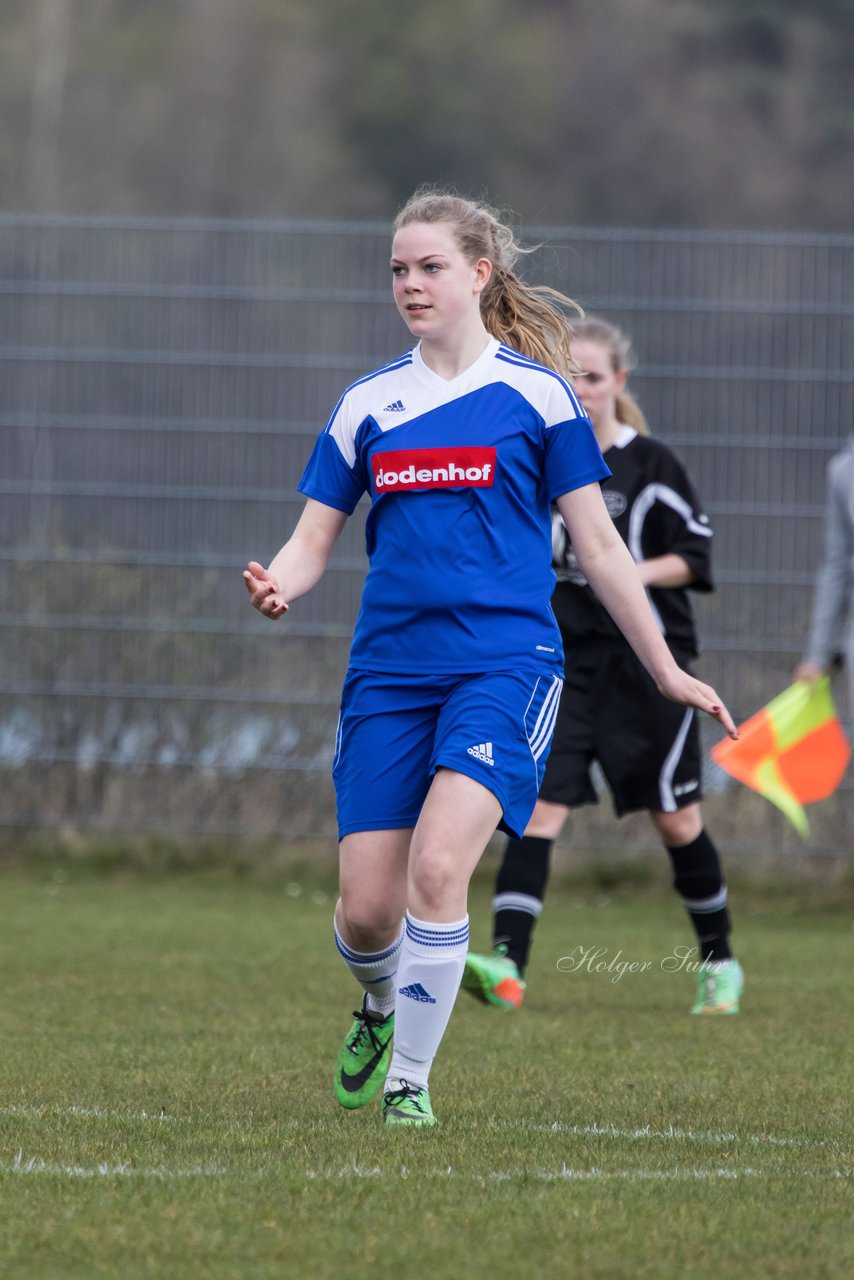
left=1, top=214, right=852, bottom=855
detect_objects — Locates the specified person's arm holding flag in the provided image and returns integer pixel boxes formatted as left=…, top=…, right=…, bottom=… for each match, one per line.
left=794, top=445, right=854, bottom=690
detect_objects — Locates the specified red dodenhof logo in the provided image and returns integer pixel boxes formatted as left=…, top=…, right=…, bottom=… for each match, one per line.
left=371, top=446, right=497, bottom=492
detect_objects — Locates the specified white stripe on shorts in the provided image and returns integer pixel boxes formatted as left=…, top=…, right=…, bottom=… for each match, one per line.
left=658, top=707, right=695, bottom=812
left=528, top=674, right=563, bottom=761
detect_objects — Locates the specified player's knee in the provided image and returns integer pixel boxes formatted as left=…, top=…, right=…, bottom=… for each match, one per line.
left=525, top=800, right=569, bottom=839
left=408, top=850, right=465, bottom=915
left=661, top=825, right=725, bottom=900
left=651, top=804, right=702, bottom=846
left=337, top=895, right=402, bottom=949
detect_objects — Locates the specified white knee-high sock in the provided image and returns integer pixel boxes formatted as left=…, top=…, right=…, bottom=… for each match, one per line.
left=333, top=919, right=404, bottom=1016
left=385, top=912, right=469, bottom=1092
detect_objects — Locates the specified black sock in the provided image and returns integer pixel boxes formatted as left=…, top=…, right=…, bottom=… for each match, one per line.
left=492, top=835, right=553, bottom=974
left=666, top=829, right=732, bottom=963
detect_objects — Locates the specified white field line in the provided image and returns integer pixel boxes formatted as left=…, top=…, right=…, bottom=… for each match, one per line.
left=4, top=1152, right=225, bottom=1179
left=2, top=1156, right=850, bottom=1182
left=3, top=1108, right=848, bottom=1183
left=1, top=1106, right=829, bottom=1150
left=0, top=1104, right=172, bottom=1120
left=304, top=1164, right=852, bottom=1183
left=509, top=1120, right=831, bottom=1150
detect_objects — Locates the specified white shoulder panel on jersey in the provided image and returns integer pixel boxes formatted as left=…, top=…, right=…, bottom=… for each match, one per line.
left=323, top=352, right=416, bottom=467
left=494, top=345, right=587, bottom=427
left=324, top=342, right=587, bottom=470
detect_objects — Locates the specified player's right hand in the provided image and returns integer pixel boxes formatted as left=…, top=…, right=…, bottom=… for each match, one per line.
left=243, top=561, right=288, bottom=619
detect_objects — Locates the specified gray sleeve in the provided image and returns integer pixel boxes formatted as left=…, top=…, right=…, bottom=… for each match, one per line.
left=804, top=451, right=854, bottom=666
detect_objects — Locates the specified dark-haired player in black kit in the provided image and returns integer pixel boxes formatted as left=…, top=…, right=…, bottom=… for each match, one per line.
left=463, top=318, right=744, bottom=1016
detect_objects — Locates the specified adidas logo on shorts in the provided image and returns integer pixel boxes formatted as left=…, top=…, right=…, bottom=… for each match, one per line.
left=466, top=742, right=495, bottom=767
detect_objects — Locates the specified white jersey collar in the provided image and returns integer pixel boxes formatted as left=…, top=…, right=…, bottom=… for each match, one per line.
left=610, top=424, right=638, bottom=450
left=411, top=336, right=500, bottom=388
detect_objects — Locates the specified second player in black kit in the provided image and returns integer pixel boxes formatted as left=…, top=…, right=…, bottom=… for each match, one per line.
left=548, top=427, right=711, bottom=816
left=463, top=317, right=745, bottom=1017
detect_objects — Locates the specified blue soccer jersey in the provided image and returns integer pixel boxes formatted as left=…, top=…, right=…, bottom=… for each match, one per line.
left=298, top=337, right=610, bottom=674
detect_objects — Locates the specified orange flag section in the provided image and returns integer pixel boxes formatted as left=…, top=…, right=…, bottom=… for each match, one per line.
left=711, top=677, right=850, bottom=836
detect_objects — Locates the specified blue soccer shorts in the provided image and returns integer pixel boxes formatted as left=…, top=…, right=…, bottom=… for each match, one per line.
left=332, top=668, right=564, bottom=841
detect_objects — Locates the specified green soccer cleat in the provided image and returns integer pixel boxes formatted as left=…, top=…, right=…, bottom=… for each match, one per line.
left=334, top=997, right=395, bottom=1109
left=461, top=946, right=526, bottom=1009
left=382, top=1081, right=437, bottom=1127
left=691, top=959, right=744, bottom=1015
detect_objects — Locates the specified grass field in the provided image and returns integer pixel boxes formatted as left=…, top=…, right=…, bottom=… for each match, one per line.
left=0, top=858, right=851, bottom=1280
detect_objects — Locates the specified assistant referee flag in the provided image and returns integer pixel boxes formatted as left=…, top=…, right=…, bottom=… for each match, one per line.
left=711, top=676, right=850, bottom=836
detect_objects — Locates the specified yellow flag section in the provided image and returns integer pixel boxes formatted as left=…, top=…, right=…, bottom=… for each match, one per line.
left=711, top=676, right=850, bottom=836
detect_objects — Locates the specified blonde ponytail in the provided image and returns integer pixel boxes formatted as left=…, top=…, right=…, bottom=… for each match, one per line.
left=615, top=388, right=650, bottom=435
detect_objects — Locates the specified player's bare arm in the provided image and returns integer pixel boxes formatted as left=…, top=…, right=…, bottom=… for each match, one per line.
left=635, top=553, right=694, bottom=589
left=243, top=498, right=348, bottom=619
left=556, top=484, right=737, bottom=738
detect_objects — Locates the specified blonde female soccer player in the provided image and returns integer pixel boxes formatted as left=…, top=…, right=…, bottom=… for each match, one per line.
left=244, top=196, right=737, bottom=1127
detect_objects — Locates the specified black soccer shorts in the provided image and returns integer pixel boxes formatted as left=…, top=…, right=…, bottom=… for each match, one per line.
left=539, top=642, right=703, bottom=816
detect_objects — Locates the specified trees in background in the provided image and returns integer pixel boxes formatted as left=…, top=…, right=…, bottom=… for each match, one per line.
left=1, top=0, right=852, bottom=227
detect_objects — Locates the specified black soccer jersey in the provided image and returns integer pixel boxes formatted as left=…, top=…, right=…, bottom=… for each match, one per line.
left=551, top=426, right=713, bottom=657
